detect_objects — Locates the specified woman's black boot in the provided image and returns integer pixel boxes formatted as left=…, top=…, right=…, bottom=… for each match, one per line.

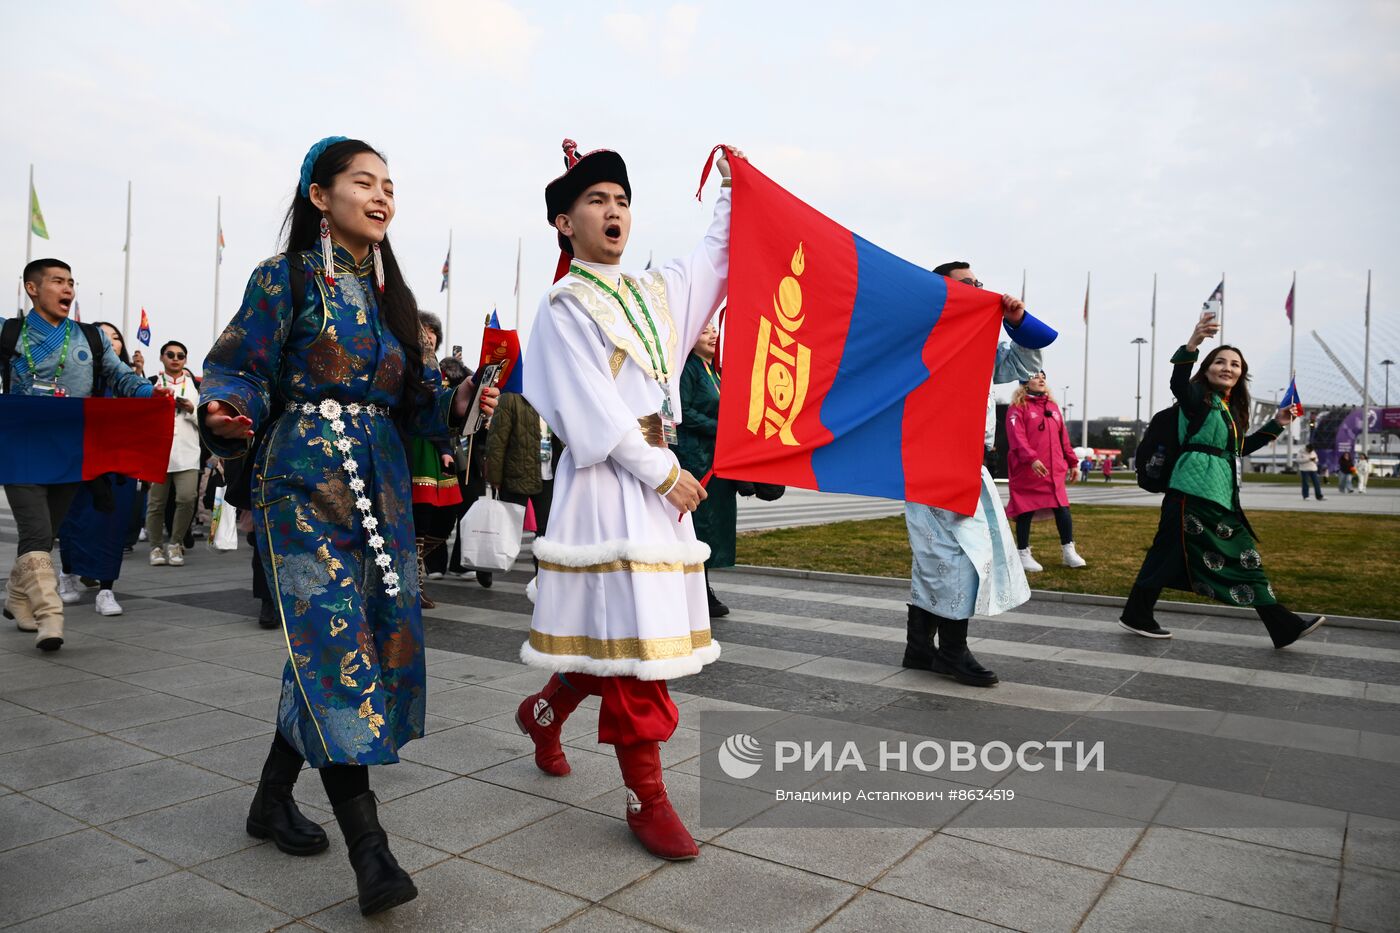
left=705, top=569, right=729, bottom=618
left=333, top=792, right=418, bottom=916
left=931, top=617, right=999, bottom=687
left=902, top=604, right=938, bottom=671
left=1256, top=604, right=1325, bottom=649
left=246, top=738, right=329, bottom=856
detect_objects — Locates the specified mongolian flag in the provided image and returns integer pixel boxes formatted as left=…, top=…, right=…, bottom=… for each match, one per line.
left=440, top=247, right=450, bottom=293
left=1280, top=378, right=1304, bottom=418
left=137, top=308, right=152, bottom=346
left=479, top=310, right=524, bottom=393
left=0, top=396, right=175, bottom=484
left=713, top=156, right=1012, bottom=515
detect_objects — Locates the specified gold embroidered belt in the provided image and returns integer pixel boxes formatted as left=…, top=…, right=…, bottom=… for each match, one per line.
left=639, top=414, right=667, bottom=448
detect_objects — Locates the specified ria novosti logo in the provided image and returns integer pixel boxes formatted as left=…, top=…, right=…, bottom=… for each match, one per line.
left=717, top=733, right=764, bottom=779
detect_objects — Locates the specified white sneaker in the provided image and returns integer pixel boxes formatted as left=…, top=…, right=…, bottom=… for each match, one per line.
left=57, top=573, right=82, bottom=605
left=1061, top=542, right=1087, bottom=568
left=165, top=543, right=185, bottom=567
left=138, top=528, right=148, bottom=542
left=149, top=546, right=167, bottom=566
left=1017, top=548, right=1044, bottom=573
left=427, top=571, right=444, bottom=580
left=95, top=589, right=123, bottom=616
left=456, top=570, right=476, bottom=581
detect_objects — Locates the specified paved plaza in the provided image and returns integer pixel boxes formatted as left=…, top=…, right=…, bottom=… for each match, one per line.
left=2, top=503, right=1398, bottom=932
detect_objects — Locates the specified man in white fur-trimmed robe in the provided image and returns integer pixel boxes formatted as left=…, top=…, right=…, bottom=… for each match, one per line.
left=515, top=140, right=740, bottom=861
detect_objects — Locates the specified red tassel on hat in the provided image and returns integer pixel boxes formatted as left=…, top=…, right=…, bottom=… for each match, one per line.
left=562, top=138, right=580, bottom=169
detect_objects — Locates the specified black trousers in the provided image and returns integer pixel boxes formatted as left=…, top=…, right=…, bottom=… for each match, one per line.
left=1014, top=507, right=1074, bottom=549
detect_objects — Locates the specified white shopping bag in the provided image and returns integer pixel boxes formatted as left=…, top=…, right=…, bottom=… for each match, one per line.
left=208, top=486, right=240, bottom=552
left=457, top=495, right=525, bottom=572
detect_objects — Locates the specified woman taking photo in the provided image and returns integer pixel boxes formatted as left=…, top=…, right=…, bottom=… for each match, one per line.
left=200, top=137, right=496, bottom=916
left=56, top=321, right=143, bottom=616
left=676, top=322, right=737, bottom=616
left=1004, top=371, right=1085, bottom=572
left=1119, top=316, right=1322, bottom=647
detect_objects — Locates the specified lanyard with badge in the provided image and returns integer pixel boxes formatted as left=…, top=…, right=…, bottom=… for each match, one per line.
left=571, top=263, right=678, bottom=444
left=23, top=318, right=72, bottom=397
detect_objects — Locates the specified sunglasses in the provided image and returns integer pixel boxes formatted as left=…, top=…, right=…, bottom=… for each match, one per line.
left=958, top=277, right=984, bottom=289
left=164, top=352, right=186, bottom=360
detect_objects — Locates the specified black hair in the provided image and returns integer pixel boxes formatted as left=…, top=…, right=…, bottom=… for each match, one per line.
left=23, top=258, right=71, bottom=286
left=418, top=311, right=443, bottom=352
left=94, top=321, right=131, bottom=366
left=438, top=356, right=468, bottom=387
left=932, top=261, right=970, bottom=277
left=159, top=340, right=188, bottom=357
left=280, top=139, right=428, bottom=414
left=1190, top=344, right=1252, bottom=440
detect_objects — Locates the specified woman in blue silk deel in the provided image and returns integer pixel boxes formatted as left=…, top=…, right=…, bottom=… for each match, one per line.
left=200, top=137, right=497, bottom=917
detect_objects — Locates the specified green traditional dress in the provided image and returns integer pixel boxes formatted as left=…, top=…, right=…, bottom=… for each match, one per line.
left=1134, top=346, right=1284, bottom=607
left=676, top=353, right=737, bottom=569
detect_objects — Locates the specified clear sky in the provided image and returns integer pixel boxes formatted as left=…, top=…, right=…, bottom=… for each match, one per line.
left=3, top=0, right=1396, bottom=420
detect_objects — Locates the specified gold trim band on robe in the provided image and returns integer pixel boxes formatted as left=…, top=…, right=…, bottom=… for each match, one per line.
left=537, top=558, right=705, bottom=575
left=529, top=628, right=713, bottom=661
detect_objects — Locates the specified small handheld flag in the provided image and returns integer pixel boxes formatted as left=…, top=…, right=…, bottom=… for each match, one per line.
left=479, top=314, right=523, bottom=393
left=137, top=308, right=152, bottom=346
left=1280, top=378, right=1303, bottom=418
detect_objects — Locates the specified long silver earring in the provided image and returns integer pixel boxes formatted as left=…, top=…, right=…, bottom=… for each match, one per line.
left=371, top=242, right=385, bottom=293
left=320, top=216, right=335, bottom=285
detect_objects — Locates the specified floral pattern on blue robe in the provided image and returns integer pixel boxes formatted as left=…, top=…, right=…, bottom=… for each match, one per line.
left=201, top=245, right=455, bottom=767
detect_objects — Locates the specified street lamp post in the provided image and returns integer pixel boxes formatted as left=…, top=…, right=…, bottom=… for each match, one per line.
left=1131, top=337, right=1147, bottom=469
left=1383, top=359, right=1395, bottom=454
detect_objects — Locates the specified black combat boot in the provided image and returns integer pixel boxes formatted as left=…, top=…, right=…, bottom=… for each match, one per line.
left=245, top=737, right=329, bottom=855
left=902, top=604, right=938, bottom=671
left=931, top=617, right=999, bottom=687
left=332, top=792, right=418, bottom=916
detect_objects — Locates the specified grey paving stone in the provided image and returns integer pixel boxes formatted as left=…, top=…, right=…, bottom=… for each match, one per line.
left=179, top=732, right=280, bottom=782
left=1156, top=782, right=1348, bottom=859
left=113, top=708, right=270, bottom=755
left=43, top=645, right=192, bottom=677
left=176, top=634, right=293, bottom=662
left=1121, top=826, right=1340, bottom=922
left=425, top=655, right=526, bottom=684
left=549, top=906, right=669, bottom=932
left=1337, top=863, right=1400, bottom=933
left=194, top=827, right=447, bottom=918
left=0, top=713, right=94, bottom=755
left=817, top=891, right=1005, bottom=932
left=471, top=746, right=625, bottom=805
left=714, top=804, right=930, bottom=885
left=0, top=697, right=33, bottom=721
left=29, top=756, right=238, bottom=824
left=0, top=829, right=176, bottom=927
left=1345, top=813, right=1400, bottom=872
left=604, top=845, right=858, bottom=933
left=57, top=690, right=212, bottom=732
left=118, top=660, right=253, bottom=691
left=943, top=798, right=1147, bottom=872
left=294, top=759, right=458, bottom=808
left=873, top=833, right=1110, bottom=932
left=4, top=870, right=292, bottom=933
left=467, top=807, right=662, bottom=900
left=998, top=763, right=1176, bottom=823
left=169, top=671, right=284, bottom=708
left=104, top=786, right=272, bottom=866
left=0, top=661, right=99, bottom=695
left=428, top=683, right=521, bottom=723
left=378, top=776, right=564, bottom=854
left=0, top=794, right=85, bottom=853
left=1, top=676, right=152, bottom=712
left=396, top=722, right=535, bottom=775
left=217, top=646, right=296, bottom=678
left=0, top=733, right=160, bottom=790
left=1078, top=876, right=1331, bottom=933
left=303, top=857, right=586, bottom=933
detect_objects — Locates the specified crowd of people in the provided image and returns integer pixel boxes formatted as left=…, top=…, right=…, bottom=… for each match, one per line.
left=1, top=135, right=1336, bottom=915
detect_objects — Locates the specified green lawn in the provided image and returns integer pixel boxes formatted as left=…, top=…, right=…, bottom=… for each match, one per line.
left=736, top=504, right=1399, bottom=620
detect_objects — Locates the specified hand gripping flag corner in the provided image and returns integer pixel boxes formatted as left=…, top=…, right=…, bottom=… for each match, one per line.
left=713, top=158, right=1005, bottom=515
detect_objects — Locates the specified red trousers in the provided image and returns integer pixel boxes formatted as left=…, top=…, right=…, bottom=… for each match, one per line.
left=556, top=672, right=678, bottom=746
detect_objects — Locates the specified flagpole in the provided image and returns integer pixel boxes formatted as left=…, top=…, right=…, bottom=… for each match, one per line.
left=212, top=196, right=222, bottom=344
left=1288, top=271, right=1296, bottom=465
left=122, top=181, right=132, bottom=338
left=25, top=165, right=34, bottom=265
left=514, top=236, right=522, bottom=328
left=1362, top=270, right=1372, bottom=459
left=444, top=228, right=453, bottom=351
left=1020, top=268, right=1026, bottom=304
left=1149, top=273, right=1157, bottom=417
left=1219, top=270, right=1226, bottom=345
left=1081, top=271, right=1091, bottom=449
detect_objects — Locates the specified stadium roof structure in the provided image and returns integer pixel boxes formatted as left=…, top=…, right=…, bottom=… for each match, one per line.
left=1256, top=311, right=1400, bottom=408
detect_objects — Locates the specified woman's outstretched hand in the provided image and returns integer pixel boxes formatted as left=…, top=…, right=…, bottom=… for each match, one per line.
left=204, top=400, right=253, bottom=439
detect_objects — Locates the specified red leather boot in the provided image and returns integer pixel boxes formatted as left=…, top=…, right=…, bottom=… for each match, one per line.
left=615, top=742, right=699, bottom=860
left=516, top=674, right=592, bottom=776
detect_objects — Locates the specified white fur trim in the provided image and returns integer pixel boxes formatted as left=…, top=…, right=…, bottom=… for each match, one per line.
left=532, top=536, right=711, bottom=567
left=519, top=639, right=721, bottom=681
left=525, top=575, right=538, bottom=604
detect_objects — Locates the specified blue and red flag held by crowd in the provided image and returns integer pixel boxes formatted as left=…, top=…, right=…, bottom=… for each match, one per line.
left=479, top=309, right=524, bottom=393
left=711, top=156, right=1007, bottom=516
left=0, top=396, right=174, bottom=485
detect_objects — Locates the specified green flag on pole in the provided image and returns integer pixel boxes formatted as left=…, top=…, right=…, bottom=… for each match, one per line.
left=30, top=182, right=49, bottom=239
